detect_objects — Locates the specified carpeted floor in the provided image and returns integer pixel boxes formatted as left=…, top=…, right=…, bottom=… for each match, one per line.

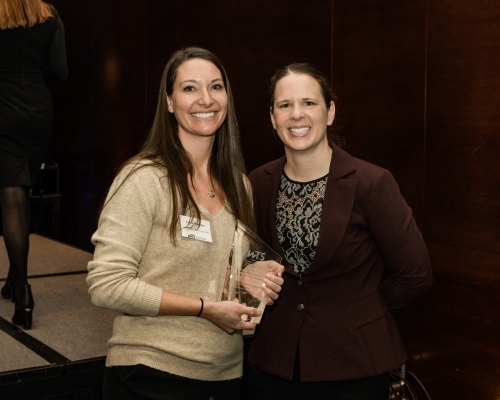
left=0, top=235, right=117, bottom=374
left=0, top=234, right=93, bottom=278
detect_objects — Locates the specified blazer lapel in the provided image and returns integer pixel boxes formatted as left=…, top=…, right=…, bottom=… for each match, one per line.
left=262, top=157, right=297, bottom=275
left=304, top=146, right=357, bottom=276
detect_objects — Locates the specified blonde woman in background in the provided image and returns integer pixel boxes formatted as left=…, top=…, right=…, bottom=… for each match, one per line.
left=0, top=0, right=67, bottom=330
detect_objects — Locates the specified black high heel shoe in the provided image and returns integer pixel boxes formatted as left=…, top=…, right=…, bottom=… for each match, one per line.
left=1, top=268, right=16, bottom=302
left=1, top=280, right=12, bottom=299
left=12, top=284, right=34, bottom=330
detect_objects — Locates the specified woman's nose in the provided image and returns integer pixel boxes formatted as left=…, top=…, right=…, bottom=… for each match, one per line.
left=198, top=89, right=214, bottom=107
left=290, top=105, right=304, bottom=120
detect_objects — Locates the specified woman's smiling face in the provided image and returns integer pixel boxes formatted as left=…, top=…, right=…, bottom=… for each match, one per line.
left=167, top=58, right=228, bottom=140
left=271, top=72, right=335, bottom=154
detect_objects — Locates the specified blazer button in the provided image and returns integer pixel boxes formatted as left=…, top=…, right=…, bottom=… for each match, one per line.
left=297, top=303, right=305, bottom=311
left=297, top=280, right=303, bottom=286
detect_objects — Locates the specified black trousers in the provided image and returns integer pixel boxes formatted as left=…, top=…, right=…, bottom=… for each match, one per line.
left=245, top=360, right=390, bottom=400
left=103, top=364, right=242, bottom=400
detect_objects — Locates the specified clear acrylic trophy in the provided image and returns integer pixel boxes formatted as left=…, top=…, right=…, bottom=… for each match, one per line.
left=221, top=220, right=282, bottom=323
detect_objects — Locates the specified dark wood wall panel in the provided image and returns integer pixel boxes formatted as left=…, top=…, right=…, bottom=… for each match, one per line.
left=46, top=0, right=95, bottom=248
left=332, top=1, right=500, bottom=399
left=421, top=1, right=500, bottom=398
left=47, top=0, right=149, bottom=249
left=232, top=1, right=333, bottom=171
left=331, top=0, right=428, bottom=371
left=146, top=1, right=178, bottom=126
left=424, top=0, right=500, bottom=252
left=419, top=2, right=500, bottom=397
left=332, top=0, right=427, bottom=224
left=405, top=364, right=500, bottom=400
left=421, top=243, right=500, bottom=396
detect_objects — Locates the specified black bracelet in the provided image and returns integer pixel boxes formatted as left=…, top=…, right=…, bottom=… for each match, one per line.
left=197, top=298, right=204, bottom=317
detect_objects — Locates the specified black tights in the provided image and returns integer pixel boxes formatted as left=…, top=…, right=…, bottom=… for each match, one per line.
left=0, top=186, right=30, bottom=285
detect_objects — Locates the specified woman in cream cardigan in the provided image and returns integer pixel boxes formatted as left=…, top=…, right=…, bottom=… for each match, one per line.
left=87, top=47, right=283, bottom=400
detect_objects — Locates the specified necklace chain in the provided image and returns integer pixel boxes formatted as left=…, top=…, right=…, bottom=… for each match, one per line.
left=194, top=175, right=216, bottom=198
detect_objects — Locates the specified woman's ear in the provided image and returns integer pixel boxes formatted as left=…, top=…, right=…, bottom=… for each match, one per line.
left=270, top=107, right=277, bottom=130
left=327, top=101, right=335, bottom=126
left=167, top=95, right=174, bottom=113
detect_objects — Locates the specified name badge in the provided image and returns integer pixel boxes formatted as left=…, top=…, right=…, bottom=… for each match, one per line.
left=179, top=215, right=213, bottom=243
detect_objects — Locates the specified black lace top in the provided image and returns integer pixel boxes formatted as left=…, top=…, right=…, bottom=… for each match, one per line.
left=276, top=172, right=328, bottom=274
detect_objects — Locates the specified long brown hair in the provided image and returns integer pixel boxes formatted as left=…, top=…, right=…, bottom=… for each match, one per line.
left=0, top=0, right=53, bottom=29
left=111, top=47, right=255, bottom=243
left=269, top=63, right=345, bottom=148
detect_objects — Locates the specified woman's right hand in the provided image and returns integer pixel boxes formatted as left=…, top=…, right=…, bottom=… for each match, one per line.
left=201, top=299, right=262, bottom=334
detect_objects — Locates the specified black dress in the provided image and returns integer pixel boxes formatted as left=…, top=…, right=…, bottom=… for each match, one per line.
left=0, top=6, right=67, bottom=189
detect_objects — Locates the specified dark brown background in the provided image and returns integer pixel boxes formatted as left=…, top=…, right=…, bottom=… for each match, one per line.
left=43, top=0, right=500, bottom=398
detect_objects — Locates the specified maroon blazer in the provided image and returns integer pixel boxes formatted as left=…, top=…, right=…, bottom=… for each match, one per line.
left=247, top=145, right=432, bottom=382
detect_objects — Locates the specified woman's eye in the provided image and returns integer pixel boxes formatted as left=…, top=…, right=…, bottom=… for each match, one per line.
left=305, top=101, right=315, bottom=106
left=183, top=86, right=195, bottom=92
left=212, top=83, right=224, bottom=90
left=279, top=103, right=290, bottom=108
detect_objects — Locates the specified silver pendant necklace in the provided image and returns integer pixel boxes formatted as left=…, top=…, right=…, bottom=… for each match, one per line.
left=194, top=175, right=216, bottom=198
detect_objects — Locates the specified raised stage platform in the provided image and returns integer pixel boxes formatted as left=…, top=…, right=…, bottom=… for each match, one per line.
left=0, top=234, right=118, bottom=400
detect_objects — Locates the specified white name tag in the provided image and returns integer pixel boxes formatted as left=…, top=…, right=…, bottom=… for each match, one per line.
left=179, top=215, right=213, bottom=243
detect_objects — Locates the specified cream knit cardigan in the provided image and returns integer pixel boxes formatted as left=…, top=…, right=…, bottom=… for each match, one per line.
left=87, top=163, right=243, bottom=381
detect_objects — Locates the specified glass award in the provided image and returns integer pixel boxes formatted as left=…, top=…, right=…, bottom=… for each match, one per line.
left=221, top=220, right=282, bottom=324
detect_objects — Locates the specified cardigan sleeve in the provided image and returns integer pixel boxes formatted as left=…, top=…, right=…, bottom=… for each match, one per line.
left=365, top=169, right=432, bottom=309
left=86, top=165, right=164, bottom=316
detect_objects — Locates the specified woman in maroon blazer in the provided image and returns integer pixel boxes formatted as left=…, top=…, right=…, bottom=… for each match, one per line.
left=246, top=63, right=432, bottom=399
